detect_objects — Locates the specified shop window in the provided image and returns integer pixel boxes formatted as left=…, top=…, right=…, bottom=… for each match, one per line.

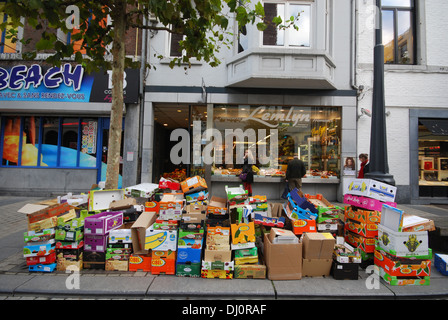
left=382, top=0, right=415, bottom=65
left=0, top=3, right=17, bottom=54
left=1, top=115, right=99, bottom=168
left=169, top=33, right=184, bottom=57
left=262, top=2, right=311, bottom=47
left=212, top=105, right=341, bottom=179
left=418, top=119, right=448, bottom=197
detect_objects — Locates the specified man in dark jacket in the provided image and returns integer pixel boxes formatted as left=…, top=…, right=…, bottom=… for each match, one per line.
left=285, top=154, right=307, bottom=192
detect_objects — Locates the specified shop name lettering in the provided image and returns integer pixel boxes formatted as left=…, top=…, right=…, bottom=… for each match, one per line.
left=243, top=106, right=310, bottom=128
left=0, top=63, right=84, bottom=91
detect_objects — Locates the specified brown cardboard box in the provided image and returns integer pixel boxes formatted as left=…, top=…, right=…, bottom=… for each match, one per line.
left=263, top=233, right=302, bottom=280
left=302, top=259, right=333, bottom=277
left=131, top=211, right=157, bottom=254
left=109, top=197, right=137, bottom=210
left=302, top=232, right=335, bottom=259
left=207, top=196, right=228, bottom=215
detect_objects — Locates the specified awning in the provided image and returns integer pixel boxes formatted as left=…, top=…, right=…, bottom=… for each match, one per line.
left=420, top=119, right=448, bottom=136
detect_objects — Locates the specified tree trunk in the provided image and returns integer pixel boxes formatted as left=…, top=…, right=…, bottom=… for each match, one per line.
left=105, top=0, right=126, bottom=190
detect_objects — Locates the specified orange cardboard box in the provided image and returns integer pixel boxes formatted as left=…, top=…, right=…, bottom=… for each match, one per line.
left=151, top=250, right=176, bottom=275
left=129, top=253, right=151, bottom=272
left=181, top=176, right=208, bottom=194
left=344, top=230, right=376, bottom=253
left=292, top=219, right=317, bottom=235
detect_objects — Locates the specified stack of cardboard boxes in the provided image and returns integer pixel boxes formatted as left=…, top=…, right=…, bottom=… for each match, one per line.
left=21, top=201, right=71, bottom=273
left=305, top=194, right=343, bottom=236
left=55, top=209, right=92, bottom=271
left=106, top=224, right=133, bottom=271
left=343, top=178, right=398, bottom=264
left=83, top=210, right=124, bottom=269
left=375, top=204, right=433, bottom=286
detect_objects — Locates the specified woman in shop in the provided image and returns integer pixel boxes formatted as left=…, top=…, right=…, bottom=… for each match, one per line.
left=240, top=149, right=254, bottom=196
left=357, top=153, right=370, bottom=178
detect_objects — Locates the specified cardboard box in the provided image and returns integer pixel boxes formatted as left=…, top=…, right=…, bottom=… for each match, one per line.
left=58, top=193, right=88, bottom=207
left=202, top=260, right=234, bottom=271
left=181, top=176, right=208, bottom=194
left=402, top=214, right=435, bottom=232
left=253, top=213, right=285, bottom=228
left=204, top=248, right=232, bottom=263
left=302, top=232, right=335, bottom=259
left=55, top=240, right=84, bottom=250
left=56, top=247, right=83, bottom=261
left=201, top=269, right=233, bottom=279
left=345, top=178, right=397, bottom=202
left=225, top=185, right=248, bottom=204
left=56, top=259, right=83, bottom=271
left=159, top=177, right=181, bottom=191
left=207, top=196, right=228, bottom=215
left=176, top=262, right=201, bottom=277
left=344, top=207, right=381, bottom=224
left=144, top=201, right=160, bottom=213
left=18, top=202, right=70, bottom=224
left=231, top=222, right=255, bottom=245
left=185, top=190, right=209, bottom=203
left=292, top=219, right=317, bottom=235
left=302, top=258, right=333, bottom=277
left=344, top=219, right=378, bottom=238
left=159, top=193, right=185, bottom=220
left=151, top=250, right=176, bottom=275
left=84, top=211, right=124, bottom=236
left=145, top=226, right=178, bottom=251
left=23, top=240, right=55, bottom=258
left=344, top=230, right=376, bottom=253
left=109, top=197, right=136, bottom=211
left=55, top=226, right=83, bottom=242
left=28, top=216, right=58, bottom=232
left=234, top=261, right=266, bottom=279
left=88, top=189, right=125, bottom=211
left=269, top=228, right=298, bottom=244
left=343, top=194, right=396, bottom=212
left=124, top=183, right=159, bottom=198
left=129, top=253, right=151, bottom=272
left=105, top=259, right=129, bottom=272
left=377, top=224, right=429, bottom=257
left=374, top=247, right=431, bottom=277
left=24, top=228, right=55, bottom=243
left=84, top=234, right=108, bottom=252
left=378, top=265, right=430, bottom=286
left=131, top=211, right=157, bottom=254
left=109, top=226, right=133, bottom=244
left=26, top=252, right=57, bottom=266
left=263, top=233, right=302, bottom=280
left=83, top=251, right=106, bottom=270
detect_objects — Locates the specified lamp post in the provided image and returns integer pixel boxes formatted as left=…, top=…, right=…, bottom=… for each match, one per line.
left=364, top=0, right=396, bottom=186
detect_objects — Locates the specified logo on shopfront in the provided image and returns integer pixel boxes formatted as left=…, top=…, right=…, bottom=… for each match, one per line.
left=242, top=106, right=310, bottom=128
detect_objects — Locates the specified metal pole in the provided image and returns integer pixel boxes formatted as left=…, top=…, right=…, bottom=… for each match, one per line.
left=364, top=0, right=396, bottom=186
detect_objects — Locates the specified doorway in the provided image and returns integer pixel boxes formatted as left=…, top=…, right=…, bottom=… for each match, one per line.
left=152, top=104, right=207, bottom=182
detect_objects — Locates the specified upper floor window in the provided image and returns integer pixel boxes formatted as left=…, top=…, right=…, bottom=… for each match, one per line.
left=262, top=1, right=311, bottom=47
left=382, top=0, right=415, bottom=65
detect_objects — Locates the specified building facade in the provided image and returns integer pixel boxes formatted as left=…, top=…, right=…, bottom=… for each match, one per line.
left=355, top=0, right=448, bottom=204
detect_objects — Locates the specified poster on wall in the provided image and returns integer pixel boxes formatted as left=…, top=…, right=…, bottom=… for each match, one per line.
left=0, top=63, right=139, bottom=104
left=343, top=157, right=356, bottom=176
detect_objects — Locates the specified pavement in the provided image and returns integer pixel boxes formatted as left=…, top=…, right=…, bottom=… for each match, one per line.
left=1, top=195, right=448, bottom=302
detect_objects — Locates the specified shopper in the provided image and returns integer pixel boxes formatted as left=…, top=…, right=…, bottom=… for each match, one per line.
left=241, top=149, right=254, bottom=196
left=285, top=153, right=307, bottom=192
left=358, top=153, right=370, bottom=178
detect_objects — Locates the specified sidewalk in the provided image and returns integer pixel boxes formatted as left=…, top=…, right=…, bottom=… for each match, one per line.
left=1, top=195, right=447, bottom=300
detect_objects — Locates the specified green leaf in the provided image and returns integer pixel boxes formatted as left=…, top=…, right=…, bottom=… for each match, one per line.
left=35, top=37, right=53, bottom=51
left=256, top=22, right=267, bottom=31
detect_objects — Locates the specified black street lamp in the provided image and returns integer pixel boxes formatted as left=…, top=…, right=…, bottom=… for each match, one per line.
left=364, top=0, right=396, bottom=186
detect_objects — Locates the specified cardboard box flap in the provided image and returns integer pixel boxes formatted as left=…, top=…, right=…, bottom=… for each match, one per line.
left=18, top=204, right=48, bottom=215
left=380, top=204, right=404, bottom=232
left=130, top=211, right=157, bottom=254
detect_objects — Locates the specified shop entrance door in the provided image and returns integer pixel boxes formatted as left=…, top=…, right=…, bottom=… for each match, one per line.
left=153, top=104, right=207, bottom=182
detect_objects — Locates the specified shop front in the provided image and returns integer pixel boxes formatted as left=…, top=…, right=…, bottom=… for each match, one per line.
left=0, top=63, right=140, bottom=196
left=410, top=108, right=448, bottom=204
left=145, top=88, right=357, bottom=202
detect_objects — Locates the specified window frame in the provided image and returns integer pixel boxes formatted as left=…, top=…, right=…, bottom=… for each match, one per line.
left=381, top=0, right=417, bottom=65
left=261, top=0, right=314, bottom=49
left=1, top=115, right=102, bottom=169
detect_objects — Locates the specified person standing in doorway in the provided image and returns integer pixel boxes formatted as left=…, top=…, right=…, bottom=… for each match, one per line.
left=241, top=149, right=254, bottom=196
left=358, top=153, right=370, bottom=178
left=285, top=153, right=307, bottom=192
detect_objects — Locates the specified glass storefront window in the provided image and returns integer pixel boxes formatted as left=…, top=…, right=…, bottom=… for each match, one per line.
left=212, top=105, right=341, bottom=179
left=1, top=115, right=100, bottom=169
left=418, top=119, right=448, bottom=197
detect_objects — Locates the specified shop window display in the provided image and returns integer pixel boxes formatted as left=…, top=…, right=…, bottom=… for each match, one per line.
left=212, top=105, right=341, bottom=179
left=418, top=119, right=448, bottom=197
